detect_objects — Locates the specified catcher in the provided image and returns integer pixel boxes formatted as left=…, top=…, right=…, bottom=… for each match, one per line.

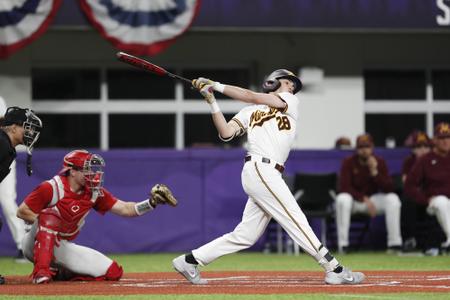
left=16, top=149, right=177, bottom=284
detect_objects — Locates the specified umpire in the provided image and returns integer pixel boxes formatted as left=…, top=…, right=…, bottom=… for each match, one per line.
left=0, top=106, right=42, bottom=284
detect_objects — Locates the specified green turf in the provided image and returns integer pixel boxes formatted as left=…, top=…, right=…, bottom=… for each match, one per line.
left=1, top=252, right=449, bottom=300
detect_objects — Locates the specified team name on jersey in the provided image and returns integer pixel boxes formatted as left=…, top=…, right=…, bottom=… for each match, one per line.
left=249, top=107, right=281, bottom=128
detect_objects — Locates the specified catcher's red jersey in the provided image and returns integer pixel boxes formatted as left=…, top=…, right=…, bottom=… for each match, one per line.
left=24, top=175, right=117, bottom=239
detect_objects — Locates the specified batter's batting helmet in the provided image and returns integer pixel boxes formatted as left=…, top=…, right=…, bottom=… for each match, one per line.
left=262, top=69, right=302, bottom=94
left=60, top=149, right=105, bottom=195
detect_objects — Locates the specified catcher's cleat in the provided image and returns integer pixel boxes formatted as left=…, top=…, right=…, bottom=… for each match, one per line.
left=33, top=274, right=51, bottom=284
left=32, top=269, right=53, bottom=284
left=324, top=267, right=365, bottom=285
left=172, top=255, right=207, bottom=285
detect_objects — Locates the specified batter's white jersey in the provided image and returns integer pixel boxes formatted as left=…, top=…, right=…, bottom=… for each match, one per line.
left=192, top=89, right=342, bottom=273
left=231, top=92, right=299, bottom=164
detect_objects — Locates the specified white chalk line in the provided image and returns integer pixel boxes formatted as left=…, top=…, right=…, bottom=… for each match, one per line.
left=330, top=295, right=406, bottom=300
left=114, top=274, right=450, bottom=290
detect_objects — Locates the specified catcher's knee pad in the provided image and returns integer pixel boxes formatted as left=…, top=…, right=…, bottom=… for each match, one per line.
left=34, top=207, right=62, bottom=263
left=34, top=229, right=58, bottom=264
left=104, top=261, right=123, bottom=281
left=39, top=208, right=62, bottom=231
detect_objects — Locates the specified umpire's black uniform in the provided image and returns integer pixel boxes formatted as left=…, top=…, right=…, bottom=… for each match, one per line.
left=0, top=129, right=16, bottom=285
left=0, top=107, right=42, bottom=284
left=0, top=129, right=17, bottom=183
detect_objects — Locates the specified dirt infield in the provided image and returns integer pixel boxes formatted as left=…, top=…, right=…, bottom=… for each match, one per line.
left=1, top=271, right=449, bottom=295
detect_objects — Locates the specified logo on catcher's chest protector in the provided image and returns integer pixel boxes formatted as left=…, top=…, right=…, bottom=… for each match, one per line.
left=71, top=205, right=80, bottom=213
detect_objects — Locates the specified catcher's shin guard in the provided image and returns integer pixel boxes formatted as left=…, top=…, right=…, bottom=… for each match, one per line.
left=32, top=229, right=57, bottom=283
left=32, top=209, right=61, bottom=283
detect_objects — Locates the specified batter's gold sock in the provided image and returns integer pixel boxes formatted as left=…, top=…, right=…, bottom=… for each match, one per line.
left=185, top=253, right=199, bottom=265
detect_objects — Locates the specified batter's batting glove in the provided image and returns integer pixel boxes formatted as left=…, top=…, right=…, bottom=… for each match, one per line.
left=200, top=84, right=216, bottom=104
left=192, top=77, right=214, bottom=89
left=193, top=77, right=225, bottom=93
left=149, top=184, right=178, bottom=207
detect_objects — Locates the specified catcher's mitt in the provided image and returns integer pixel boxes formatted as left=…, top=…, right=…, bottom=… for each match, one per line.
left=150, top=184, right=178, bottom=207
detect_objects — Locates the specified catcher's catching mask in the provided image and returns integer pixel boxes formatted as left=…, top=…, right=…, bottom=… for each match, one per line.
left=61, top=150, right=105, bottom=196
left=262, top=69, right=303, bottom=94
left=2, top=106, right=42, bottom=154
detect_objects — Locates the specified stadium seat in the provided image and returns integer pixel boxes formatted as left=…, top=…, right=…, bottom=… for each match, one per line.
left=294, top=172, right=337, bottom=247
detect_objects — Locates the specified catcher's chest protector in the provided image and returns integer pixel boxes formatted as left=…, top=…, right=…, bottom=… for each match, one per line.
left=46, top=175, right=99, bottom=238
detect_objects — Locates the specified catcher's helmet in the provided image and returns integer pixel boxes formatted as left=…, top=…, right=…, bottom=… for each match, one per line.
left=60, top=149, right=105, bottom=195
left=262, top=69, right=302, bottom=94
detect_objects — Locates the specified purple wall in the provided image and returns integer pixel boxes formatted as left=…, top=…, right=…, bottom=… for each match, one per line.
left=0, top=148, right=409, bottom=255
left=53, top=0, right=449, bottom=29
left=194, top=0, right=444, bottom=29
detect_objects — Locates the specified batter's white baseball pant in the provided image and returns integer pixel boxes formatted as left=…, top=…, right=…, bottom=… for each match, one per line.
left=22, top=223, right=113, bottom=277
left=335, top=192, right=402, bottom=250
left=193, top=161, right=330, bottom=268
left=0, top=161, right=25, bottom=251
left=426, top=195, right=450, bottom=246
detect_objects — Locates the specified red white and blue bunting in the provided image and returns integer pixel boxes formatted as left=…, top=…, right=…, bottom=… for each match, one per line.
left=0, top=0, right=62, bottom=59
left=79, top=0, right=201, bottom=56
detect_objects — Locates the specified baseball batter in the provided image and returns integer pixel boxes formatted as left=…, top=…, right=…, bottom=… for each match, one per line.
left=173, top=70, right=365, bottom=285
left=17, top=149, right=177, bottom=284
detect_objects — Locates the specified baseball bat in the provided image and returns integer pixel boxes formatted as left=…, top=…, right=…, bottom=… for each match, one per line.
left=116, top=52, right=192, bottom=85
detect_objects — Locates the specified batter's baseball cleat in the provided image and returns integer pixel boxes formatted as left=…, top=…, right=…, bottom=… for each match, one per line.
left=324, top=267, right=365, bottom=285
left=172, top=255, right=208, bottom=285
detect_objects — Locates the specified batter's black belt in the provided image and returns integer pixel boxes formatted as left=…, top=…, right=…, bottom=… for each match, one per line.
left=244, top=156, right=285, bottom=174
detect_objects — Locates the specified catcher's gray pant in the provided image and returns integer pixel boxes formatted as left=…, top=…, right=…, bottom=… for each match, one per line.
left=22, top=223, right=113, bottom=277
left=0, top=161, right=25, bottom=251
left=427, top=195, right=450, bottom=246
left=193, top=160, right=326, bottom=267
left=335, top=192, right=402, bottom=250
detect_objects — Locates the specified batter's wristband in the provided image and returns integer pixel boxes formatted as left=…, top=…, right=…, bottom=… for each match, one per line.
left=134, top=199, right=154, bottom=216
left=213, top=82, right=225, bottom=93
left=209, top=101, right=221, bottom=114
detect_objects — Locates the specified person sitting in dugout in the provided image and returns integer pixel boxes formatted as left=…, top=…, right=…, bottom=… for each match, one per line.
left=335, top=133, right=403, bottom=253
left=404, top=122, right=450, bottom=254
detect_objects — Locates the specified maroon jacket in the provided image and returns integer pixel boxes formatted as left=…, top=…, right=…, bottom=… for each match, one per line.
left=404, top=151, right=450, bottom=205
left=339, top=154, right=394, bottom=202
left=402, top=154, right=416, bottom=177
